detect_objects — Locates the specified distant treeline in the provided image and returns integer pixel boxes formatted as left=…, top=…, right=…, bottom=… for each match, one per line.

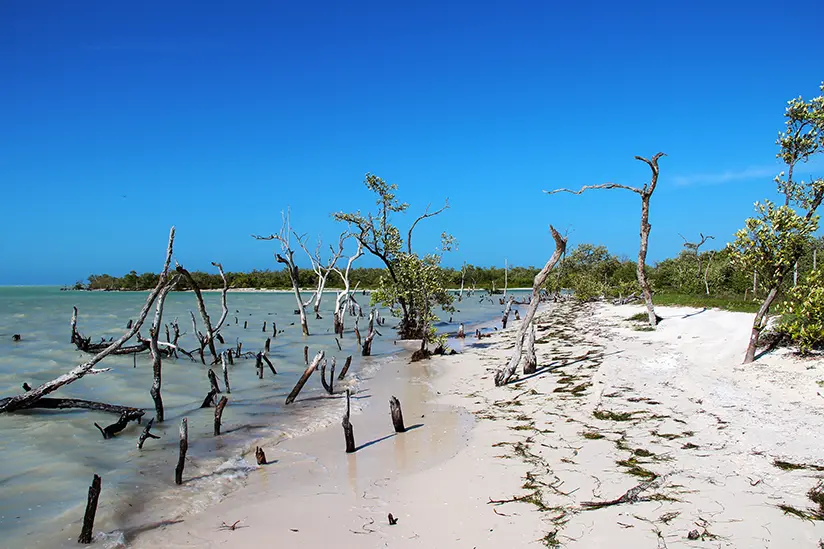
left=77, top=237, right=824, bottom=299
left=80, top=265, right=544, bottom=292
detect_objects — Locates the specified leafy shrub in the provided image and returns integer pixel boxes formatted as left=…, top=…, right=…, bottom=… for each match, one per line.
left=780, top=268, right=824, bottom=353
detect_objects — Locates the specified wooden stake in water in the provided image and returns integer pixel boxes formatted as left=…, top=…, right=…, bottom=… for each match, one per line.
left=343, top=389, right=355, bottom=453
left=77, top=474, right=101, bottom=544
left=175, top=418, right=188, bottom=485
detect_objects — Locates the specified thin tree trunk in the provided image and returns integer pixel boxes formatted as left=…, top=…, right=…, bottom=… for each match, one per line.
left=175, top=418, right=188, bottom=485
left=342, top=389, right=355, bottom=453
left=149, top=283, right=174, bottom=423
left=637, top=193, right=657, bottom=327
left=743, top=286, right=779, bottom=364
left=495, top=226, right=566, bottom=386
left=77, top=474, right=101, bottom=544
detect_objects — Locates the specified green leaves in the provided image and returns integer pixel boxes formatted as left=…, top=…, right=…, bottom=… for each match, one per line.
left=780, top=268, right=824, bottom=353
left=728, top=201, right=818, bottom=289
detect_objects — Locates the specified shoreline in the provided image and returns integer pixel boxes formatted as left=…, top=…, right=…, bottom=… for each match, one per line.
left=123, top=300, right=824, bottom=547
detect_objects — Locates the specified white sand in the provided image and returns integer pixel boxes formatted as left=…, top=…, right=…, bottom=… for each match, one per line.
left=127, top=301, right=824, bottom=548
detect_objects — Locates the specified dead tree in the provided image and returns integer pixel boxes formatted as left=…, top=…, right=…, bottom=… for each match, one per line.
left=94, top=410, right=143, bottom=439
left=149, top=278, right=177, bottom=423
left=320, top=357, right=335, bottom=394
left=221, top=352, right=231, bottom=394
left=342, top=389, right=355, bottom=453
left=458, top=262, right=466, bottom=301
left=389, top=396, right=405, bottom=433
left=337, top=355, right=353, bottom=380
left=495, top=226, right=566, bottom=386
left=545, top=153, right=665, bottom=327
left=176, top=262, right=229, bottom=363
left=214, top=396, right=228, bottom=435
left=332, top=236, right=364, bottom=337
left=522, top=323, right=537, bottom=375
left=77, top=474, right=101, bottom=544
left=362, top=311, right=376, bottom=356
left=299, top=231, right=347, bottom=315
left=285, top=351, right=325, bottom=405
left=175, top=417, right=188, bottom=485
left=137, top=417, right=160, bottom=448
left=0, top=228, right=177, bottom=414
left=501, top=297, right=514, bottom=329
left=680, top=232, right=715, bottom=277
left=253, top=210, right=310, bottom=336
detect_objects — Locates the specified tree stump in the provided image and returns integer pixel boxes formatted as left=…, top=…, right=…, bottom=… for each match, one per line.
left=255, top=446, right=267, bottom=465
left=390, top=396, right=406, bottom=433
left=343, top=389, right=355, bottom=453
left=77, top=474, right=101, bottom=544
left=175, top=418, right=188, bottom=485
left=214, top=396, right=228, bottom=436
left=337, top=355, right=353, bottom=380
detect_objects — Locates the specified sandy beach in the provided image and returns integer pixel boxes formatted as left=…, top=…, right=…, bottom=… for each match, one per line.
left=127, top=301, right=824, bottom=548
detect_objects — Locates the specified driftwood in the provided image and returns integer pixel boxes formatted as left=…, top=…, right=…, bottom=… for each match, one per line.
left=175, top=417, right=188, bottom=485
left=137, top=417, right=161, bottom=449
left=0, top=228, right=177, bottom=415
left=342, top=389, right=355, bottom=453
left=522, top=323, right=537, bottom=375
left=285, top=351, right=325, bottom=405
left=208, top=369, right=221, bottom=394
left=94, top=409, right=143, bottom=439
left=389, top=396, right=405, bottom=433
left=261, top=353, right=277, bottom=375
left=495, top=226, right=567, bottom=386
left=255, top=446, right=267, bottom=465
left=72, top=308, right=151, bottom=355
left=77, top=474, right=101, bottom=544
left=214, top=396, right=228, bottom=436
left=2, top=397, right=144, bottom=416
left=337, top=355, right=353, bottom=380
left=581, top=478, right=661, bottom=510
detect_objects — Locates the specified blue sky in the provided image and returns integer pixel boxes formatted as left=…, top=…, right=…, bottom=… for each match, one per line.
left=1, top=1, right=822, bottom=284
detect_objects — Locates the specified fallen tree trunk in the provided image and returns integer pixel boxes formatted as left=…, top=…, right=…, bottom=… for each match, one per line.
left=0, top=397, right=144, bottom=416
left=522, top=323, right=537, bottom=375
left=94, top=410, right=143, bottom=439
left=285, top=351, right=325, bottom=405
left=495, top=226, right=566, bottom=386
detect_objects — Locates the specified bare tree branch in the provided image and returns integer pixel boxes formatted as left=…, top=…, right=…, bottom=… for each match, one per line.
left=407, top=199, right=450, bottom=254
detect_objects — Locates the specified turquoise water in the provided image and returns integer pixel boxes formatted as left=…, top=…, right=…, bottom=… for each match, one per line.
left=0, top=286, right=516, bottom=548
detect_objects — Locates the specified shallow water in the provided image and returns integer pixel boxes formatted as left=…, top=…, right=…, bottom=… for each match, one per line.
left=0, top=286, right=521, bottom=549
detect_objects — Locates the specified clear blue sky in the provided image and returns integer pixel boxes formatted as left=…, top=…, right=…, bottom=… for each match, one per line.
left=1, top=0, right=822, bottom=284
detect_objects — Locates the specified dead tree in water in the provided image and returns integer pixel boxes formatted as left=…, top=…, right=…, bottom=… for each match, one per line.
left=214, top=396, right=228, bottom=435
left=298, top=231, right=347, bottom=315
left=389, top=396, right=405, bottom=433
left=175, top=417, right=188, bottom=485
left=362, top=311, right=376, bottom=356
left=149, top=277, right=178, bottom=422
left=495, top=226, right=566, bottom=386
left=332, top=236, right=364, bottom=337
left=0, top=228, right=177, bottom=414
left=71, top=307, right=150, bottom=355
left=342, top=389, right=356, bottom=453
left=176, top=262, right=229, bottom=363
left=137, top=417, right=160, bottom=448
left=285, top=351, right=325, bottom=405
left=337, top=355, right=353, bottom=380
left=501, top=297, right=514, bottom=329
left=546, top=153, right=665, bottom=327
left=253, top=210, right=310, bottom=336
left=77, top=474, right=101, bottom=544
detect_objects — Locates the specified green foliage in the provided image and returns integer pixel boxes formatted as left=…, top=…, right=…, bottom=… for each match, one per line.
left=728, top=201, right=818, bottom=289
left=780, top=268, right=824, bottom=353
left=558, top=244, right=638, bottom=301
left=334, top=174, right=454, bottom=340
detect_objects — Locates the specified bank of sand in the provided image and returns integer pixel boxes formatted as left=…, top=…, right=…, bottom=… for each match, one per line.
left=130, top=301, right=824, bottom=548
